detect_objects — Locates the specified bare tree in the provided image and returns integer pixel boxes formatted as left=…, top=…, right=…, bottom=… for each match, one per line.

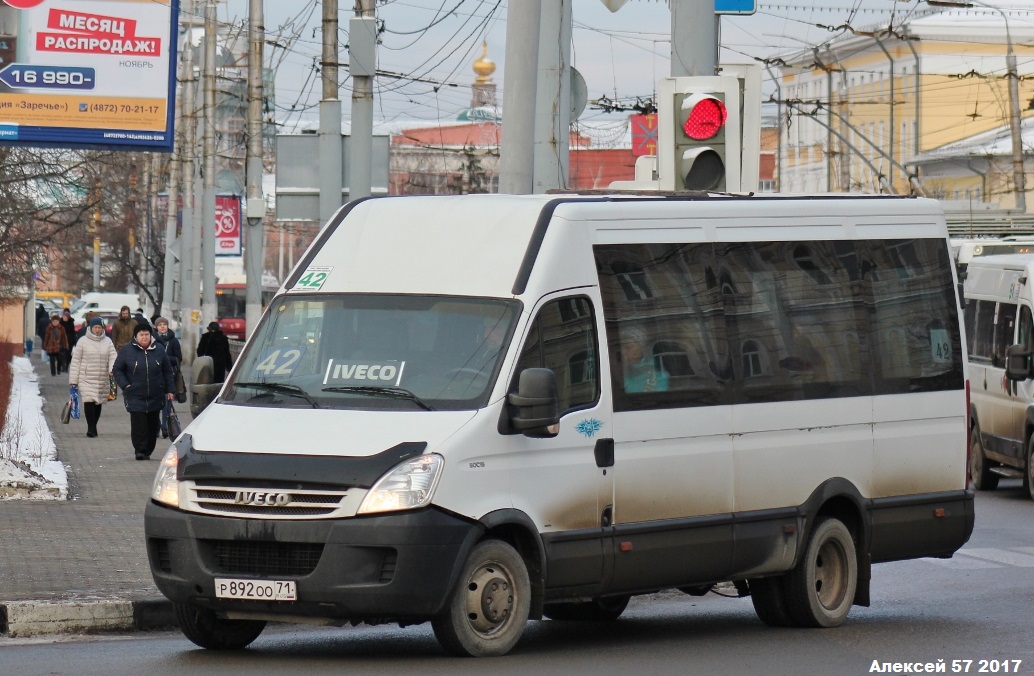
left=0, top=147, right=94, bottom=300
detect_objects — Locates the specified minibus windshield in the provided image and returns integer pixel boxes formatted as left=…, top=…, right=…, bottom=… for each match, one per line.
left=225, top=294, right=520, bottom=411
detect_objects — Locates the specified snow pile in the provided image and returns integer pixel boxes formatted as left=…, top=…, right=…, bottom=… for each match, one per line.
left=0, top=356, right=67, bottom=499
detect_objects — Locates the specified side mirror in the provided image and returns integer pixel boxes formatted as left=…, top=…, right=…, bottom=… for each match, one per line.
left=1005, top=344, right=1032, bottom=382
left=191, top=356, right=220, bottom=416
left=508, top=368, right=560, bottom=438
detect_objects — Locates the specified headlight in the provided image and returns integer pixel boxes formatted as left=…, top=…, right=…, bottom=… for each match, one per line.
left=357, top=454, right=443, bottom=515
left=151, top=445, right=180, bottom=507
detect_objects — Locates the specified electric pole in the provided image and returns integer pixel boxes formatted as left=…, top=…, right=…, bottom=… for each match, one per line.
left=670, top=0, right=716, bottom=77
left=201, top=0, right=217, bottom=326
left=499, top=0, right=541, bottom=194
left=245, top=0, right=265, bottom=337
left=180, top=0, right=198, bottom=363
left=319, top=0, right=342, bottom=227
left=349, top=0, right=376, bottom=202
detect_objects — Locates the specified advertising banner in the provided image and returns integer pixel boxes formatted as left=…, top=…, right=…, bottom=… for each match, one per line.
left=0, top=0, right=178, bottom=151
left=215, top=194, right=242, bottom=257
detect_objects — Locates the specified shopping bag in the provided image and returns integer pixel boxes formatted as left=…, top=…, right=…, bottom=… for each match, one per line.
left=42, top=351, right=49, bottom=364
left=166, top=401, right=183, bottom=439
left=174, top=367, right=187, bottom=404
left=69, top=386, right=80, bottom=420
left=107, top=375, right=118, bottom=401
left=60, top=398, right=71, bottom=424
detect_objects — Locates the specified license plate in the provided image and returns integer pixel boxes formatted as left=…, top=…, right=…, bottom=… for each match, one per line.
left=214, top=578, right=297, bottom=601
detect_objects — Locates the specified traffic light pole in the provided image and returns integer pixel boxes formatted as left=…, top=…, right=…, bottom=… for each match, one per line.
left=671, top=0, right=717, bottom=77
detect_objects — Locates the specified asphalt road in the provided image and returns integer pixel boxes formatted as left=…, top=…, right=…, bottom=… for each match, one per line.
left=3, top=480, right=1033, bottom=676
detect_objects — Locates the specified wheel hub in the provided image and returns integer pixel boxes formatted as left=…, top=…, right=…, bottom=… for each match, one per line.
left=464, top=565, right=514, bottom=635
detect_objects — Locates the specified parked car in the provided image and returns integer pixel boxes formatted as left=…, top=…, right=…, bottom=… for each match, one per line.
left=74, top=312, right=119, bottom=336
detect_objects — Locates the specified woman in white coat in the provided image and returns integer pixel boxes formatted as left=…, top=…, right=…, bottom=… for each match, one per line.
left=69, top=317, right=118, bottom=438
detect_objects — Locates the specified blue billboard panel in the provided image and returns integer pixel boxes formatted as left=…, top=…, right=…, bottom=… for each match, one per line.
left=0, top=0, right=178, bottom=152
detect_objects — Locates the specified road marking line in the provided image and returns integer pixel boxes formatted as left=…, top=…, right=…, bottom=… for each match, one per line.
left=950, top=547, right=1034, bottom=567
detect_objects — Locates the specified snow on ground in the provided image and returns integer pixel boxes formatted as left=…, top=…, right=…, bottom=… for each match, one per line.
left=0, top=356, right=68, bottom=500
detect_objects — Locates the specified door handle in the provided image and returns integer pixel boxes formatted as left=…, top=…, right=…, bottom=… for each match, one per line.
left=594, top=438, right=614, bottom=468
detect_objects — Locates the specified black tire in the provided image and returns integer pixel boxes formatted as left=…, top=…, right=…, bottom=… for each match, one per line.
left=970, top=424, right=1000, bottom=491
left=785, top=517, right=857, bottom=628
left=543, top=595, right=630, bottom=622
left=1025, top=436, right=1034, bottom=501
left=432, top=540, right=531, bottom=657
left=175, top=603, right=266, bottom=650
left=749, top=576, right=794, bottom=627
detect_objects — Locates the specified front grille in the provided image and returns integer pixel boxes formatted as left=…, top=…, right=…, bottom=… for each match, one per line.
left=207, top=540, right=324, bottom=576
left=187, top=485, right=350, bottom=519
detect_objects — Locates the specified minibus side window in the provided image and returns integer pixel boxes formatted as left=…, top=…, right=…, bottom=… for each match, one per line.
left=513, top=297, right=600, bottom=414
left=968, top=300, right=995, bottom=362
left=1018, top=306, right=1034, bottom=352
left=993, top=303, right=1018, bottom=368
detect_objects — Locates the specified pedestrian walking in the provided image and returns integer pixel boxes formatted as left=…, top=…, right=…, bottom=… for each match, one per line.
left=42, top=315, right=69, bottom=376
left=110, top=306, right=136, bottom=351
left=197, top=321, right=233, bottom=382
left=68, top=317, right=118, bottom=438
left=153, top=317, right=183, bottom=438
left=113, top=323, right=175, bottom=460
left=59, top=308, right=76, bottom=373
left=76, top=311, right=96, bottom=341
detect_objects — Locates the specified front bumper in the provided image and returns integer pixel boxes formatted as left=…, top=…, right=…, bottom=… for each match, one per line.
left=145, top=501, right=482, bottom=622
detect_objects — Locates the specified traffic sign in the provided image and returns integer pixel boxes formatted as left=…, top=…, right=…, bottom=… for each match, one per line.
left=716, top=0, right=756, bottom=15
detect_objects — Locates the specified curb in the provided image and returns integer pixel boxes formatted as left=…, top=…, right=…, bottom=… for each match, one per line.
left=0, top=597, right=175, bottom=637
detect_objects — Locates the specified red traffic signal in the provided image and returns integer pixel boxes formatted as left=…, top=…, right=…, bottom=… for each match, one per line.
left=681, top=94, right=728, bottom=141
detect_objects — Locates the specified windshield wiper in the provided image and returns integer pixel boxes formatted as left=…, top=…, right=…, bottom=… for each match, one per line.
left=322, top=385, right=435, bottom=411
left=233, top=381, right=321, bottom=409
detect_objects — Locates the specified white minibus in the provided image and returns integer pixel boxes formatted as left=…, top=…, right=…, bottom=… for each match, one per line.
left=963, top=253, right=1034, bottom=499
left=146, top=193, right=973, bottom=656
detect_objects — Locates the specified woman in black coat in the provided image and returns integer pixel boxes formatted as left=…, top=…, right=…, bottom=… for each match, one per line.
left=113, top=323, right=175, bottom=460
left=152, top=317, right=183, bottom=438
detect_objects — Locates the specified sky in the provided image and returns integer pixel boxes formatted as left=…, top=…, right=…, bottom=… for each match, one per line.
left=210, top=0, right=998, bottom=130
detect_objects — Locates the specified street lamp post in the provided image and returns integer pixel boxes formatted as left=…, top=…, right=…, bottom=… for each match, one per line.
left=930, top=0, right=1026, bottom=212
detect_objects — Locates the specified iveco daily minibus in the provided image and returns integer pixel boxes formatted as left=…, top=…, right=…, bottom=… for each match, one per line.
left=145, top=193, right=973, bottom=657
left=963, top=253, right=1034, bottom=499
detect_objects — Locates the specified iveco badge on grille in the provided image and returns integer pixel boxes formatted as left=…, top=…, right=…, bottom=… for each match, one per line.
left=234, top=491, right=291, bottom=506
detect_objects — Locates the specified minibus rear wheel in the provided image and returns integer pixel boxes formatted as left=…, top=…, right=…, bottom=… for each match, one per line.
left=969, top=424, right=1000, bottom=491
left=785, top=517, right=857, bottom=628
left=174, top=603, right=266, bottom=650
left=432, top=539, right=531, bottom=657
left=748, top=576, right=794, bottom=627
left=543, top=595, right=630, bottom=622
left=1025, top=437, right=1034, bottom=501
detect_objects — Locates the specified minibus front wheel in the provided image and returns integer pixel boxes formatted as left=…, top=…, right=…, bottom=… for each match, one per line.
left=969, top=424, right=1000, bottom=491
left=786, top=517, right=857, bottom=628
left=174, top=603, right=266, bottom=650
left=432, top=539, right=531, bottom=657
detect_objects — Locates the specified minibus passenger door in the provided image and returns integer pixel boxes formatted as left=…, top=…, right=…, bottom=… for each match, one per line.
left=1002, top=303, right=1034, bottom=447
left=505, top=294, right=613, bottom=592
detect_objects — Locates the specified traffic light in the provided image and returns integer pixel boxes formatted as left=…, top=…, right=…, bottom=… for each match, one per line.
left=678, top=92, right=728, bottom=190
left=658, top=76, right=744, bottom=192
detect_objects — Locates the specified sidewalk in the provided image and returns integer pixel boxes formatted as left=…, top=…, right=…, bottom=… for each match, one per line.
left=0, top=353, right=190, bottom=637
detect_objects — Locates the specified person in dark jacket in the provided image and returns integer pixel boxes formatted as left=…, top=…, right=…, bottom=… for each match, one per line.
left=42, top=315, right=69, bottom=376
left=197, top=321, right=233, bottom=382
left=113, top=323, right=175, bottom=460
left=153, top=317, right=183, bottom=438
left=58, top=309, right=77, bottom=372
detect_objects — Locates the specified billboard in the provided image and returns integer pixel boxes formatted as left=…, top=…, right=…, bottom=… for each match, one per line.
left=0, top=0, right=178, bottom=151
left=215, top=194, right=241, bottom=257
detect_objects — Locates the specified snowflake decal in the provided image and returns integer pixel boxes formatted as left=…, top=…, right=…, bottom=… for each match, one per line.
left=575, top=418, right=603, bottom=438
